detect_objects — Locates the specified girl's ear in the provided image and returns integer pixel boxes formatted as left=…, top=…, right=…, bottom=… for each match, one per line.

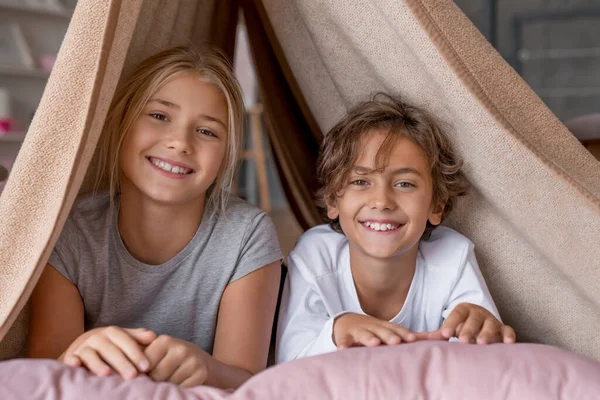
left=428, top=201, right=445, bottom=226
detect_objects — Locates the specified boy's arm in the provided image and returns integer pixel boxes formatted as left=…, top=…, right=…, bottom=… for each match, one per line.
left=275, top=256, right=342, bottom=362
left=442, top=247, right=500, bottom=321
left=440, top=245, right=515, bottom=343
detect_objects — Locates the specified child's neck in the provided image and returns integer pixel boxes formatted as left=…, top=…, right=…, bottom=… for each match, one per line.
left=349, top=244, right=419, bottom=321
left=117, top=186, right=205, bottom=265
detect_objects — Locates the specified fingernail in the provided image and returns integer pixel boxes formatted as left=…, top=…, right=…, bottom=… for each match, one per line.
left=124, top=368, right=137, bottom=380
left=139, top=360, right=149, bottom=372
left=442, top=328, right=453, bottom=337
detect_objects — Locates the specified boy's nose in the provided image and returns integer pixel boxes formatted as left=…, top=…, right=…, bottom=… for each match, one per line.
left=368, top=187, right=396, bottom=210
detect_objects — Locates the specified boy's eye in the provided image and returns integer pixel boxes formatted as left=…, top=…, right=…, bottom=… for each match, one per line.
left=150, top=113, right=169, bottom=121
left=395, top=181, right=415, bottom=188
left=197, top=128, right=217, bottom=137
left=350, top=179, right=369, bottom=186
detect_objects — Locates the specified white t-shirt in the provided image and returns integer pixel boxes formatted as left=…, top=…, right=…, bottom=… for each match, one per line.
left=276, top=224, right=500, bottom=363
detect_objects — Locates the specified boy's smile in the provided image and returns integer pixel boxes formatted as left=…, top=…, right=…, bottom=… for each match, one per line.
left=327, top=130, right=444, bottom=263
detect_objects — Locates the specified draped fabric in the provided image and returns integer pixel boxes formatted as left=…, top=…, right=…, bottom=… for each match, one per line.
left=0, top=0, right=599, bottom=361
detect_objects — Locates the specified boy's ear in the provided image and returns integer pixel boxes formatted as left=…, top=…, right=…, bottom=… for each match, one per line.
left=326, top=201, right=339, bottom=220
left=428, top=201, right=445, bottom=226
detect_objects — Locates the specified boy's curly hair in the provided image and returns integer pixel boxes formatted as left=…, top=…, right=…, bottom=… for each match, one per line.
left=316, top=93, right=470, bottom=238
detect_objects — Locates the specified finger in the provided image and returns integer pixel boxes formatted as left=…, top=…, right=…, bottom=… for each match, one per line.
left=413, top=330, right=446, bottom=341
left=368, top=326, right=401, bottom=345
left=148, top=350, right=181, bottom=382
left=166, top=362, right=192, bottom=386
left=76, top=347, right=112, bottom=377
left=354, top=329, right=382, bottom=347
left=123, top=328, right=157, bottom=346
left=63, top=354, right=82, bottom=367
left=501, top=325, right=516, bottom=344
left=106, top=328, right=152, bottom=372
left=180, top=369, right=208, bottom=389
left=441, top=306, right=470, bottom=338
left=144, top=336, right=171, bottom=371
left=385, top=323, right=416, bottom=342
left=84, top=339, right=139, bottom=380
left=476, top=318, right=502, bottom=344
left=458, top=315, right=485, bottom=344
left=336, top=334, right=355, bottom=350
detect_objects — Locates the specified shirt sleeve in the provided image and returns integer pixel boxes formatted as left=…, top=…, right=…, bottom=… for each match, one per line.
left=442, top=242, right=501, bottom=322
left=275, top=252, right=343, bottom=363
left=48, top=217, right=80, bottom=285
left=229, top=212, right=283, bottom=283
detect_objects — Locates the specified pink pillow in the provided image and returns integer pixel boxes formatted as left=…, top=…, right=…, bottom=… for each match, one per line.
left=1, top=342, right=598, bottom=399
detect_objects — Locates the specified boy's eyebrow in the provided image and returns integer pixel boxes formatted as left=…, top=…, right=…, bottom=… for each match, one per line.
left=147, top=98, right=227, bottom=129
left=353, top=166, right=422, bottom=176
left=391, top=167, right=422, bottom=176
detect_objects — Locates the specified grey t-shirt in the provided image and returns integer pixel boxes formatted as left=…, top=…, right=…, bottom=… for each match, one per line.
left=49, top=192, right=282, bottom=354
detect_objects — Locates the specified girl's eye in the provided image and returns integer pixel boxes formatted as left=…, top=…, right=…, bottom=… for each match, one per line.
left=150, top=113, right=168, bottom=121
left=197, top=128, right=217, bottom=137
left=350, top=179, right=369, bottom=186
left=395, top=181, right=415, bottom=188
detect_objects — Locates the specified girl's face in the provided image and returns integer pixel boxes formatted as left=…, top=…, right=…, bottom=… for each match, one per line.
left=119, top=73, right=229, bottom=206
left=327, top=130, right=444, bottom=261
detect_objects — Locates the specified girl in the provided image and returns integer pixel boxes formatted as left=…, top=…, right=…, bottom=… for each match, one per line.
left=27, top=46, right=283, bottom=389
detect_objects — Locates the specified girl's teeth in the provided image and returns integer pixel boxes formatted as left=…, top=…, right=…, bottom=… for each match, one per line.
left=151, top=158, right=190, bottom=175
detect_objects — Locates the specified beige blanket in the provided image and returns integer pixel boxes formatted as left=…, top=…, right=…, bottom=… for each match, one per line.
left=1, top=0, right=599, bottom=360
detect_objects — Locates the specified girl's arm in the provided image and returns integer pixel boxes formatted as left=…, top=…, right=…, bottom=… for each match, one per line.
left=27, top=264, right=85, bottom=359
left=208, top=261, right=281, bottom=388
left=29, top=264, right=158, bottom=380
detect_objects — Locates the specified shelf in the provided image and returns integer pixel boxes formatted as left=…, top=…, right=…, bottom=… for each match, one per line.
left=0, top=2, right=72, bottom=19
left=0, top=132, right=26, bottom=142
left=0, top=66, right=50, bottom=79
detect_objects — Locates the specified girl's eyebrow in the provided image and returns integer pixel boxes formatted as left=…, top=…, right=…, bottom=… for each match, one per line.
left=147, top=98, right=227, bottom=129
left=148, top=98, right=179, bottom=109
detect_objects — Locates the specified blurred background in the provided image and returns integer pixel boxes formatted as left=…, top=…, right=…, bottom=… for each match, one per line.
left=1, top=0, right=599, bottom=255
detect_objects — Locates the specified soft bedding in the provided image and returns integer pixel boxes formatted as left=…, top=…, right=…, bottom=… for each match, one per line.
left=1, top=342, right=598, bottom=399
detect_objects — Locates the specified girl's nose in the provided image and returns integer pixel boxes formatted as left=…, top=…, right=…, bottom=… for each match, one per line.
left=165, top=127, right=193, bottom=154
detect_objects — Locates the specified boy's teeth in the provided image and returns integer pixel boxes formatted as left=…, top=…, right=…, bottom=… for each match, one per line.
left=151, top=158, right=190, bottom=175
left=364, top=222, right=398, bottom=231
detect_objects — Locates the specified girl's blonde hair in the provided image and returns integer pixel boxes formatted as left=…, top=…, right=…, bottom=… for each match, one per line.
left=89, top=46, right=245, bottom=215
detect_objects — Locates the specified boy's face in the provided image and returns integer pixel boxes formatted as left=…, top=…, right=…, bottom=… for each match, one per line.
left=327, top=130, right=444, bottom=260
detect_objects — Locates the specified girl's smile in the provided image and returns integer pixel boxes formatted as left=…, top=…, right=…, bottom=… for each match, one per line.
left=119, top=73, right=228, bottom=206
left=147, top=156, right=195, bottom=179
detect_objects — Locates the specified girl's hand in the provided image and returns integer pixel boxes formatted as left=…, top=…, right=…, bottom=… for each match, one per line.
left=143, top=335, right=212, bottom=388
left=333, top=313, right=417, bottom=349
left=61, top=327, right=157, bottom=379
left=440, top=303, right=516, bottom=344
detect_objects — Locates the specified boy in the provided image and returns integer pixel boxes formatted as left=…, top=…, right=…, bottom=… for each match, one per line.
left=276, top=94, right=515, bottom=362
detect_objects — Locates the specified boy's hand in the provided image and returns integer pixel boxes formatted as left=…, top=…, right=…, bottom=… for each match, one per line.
left=61, top=326, right=156, bottom=380
left=144, top=335, right=212, bottom=388
left=440, top=303, right=516, bottom=344
left=333, top=313, right=417, bottom=349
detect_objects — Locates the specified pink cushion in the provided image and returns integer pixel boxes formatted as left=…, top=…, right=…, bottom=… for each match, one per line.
left=1, top=342, right=598, bottom=399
